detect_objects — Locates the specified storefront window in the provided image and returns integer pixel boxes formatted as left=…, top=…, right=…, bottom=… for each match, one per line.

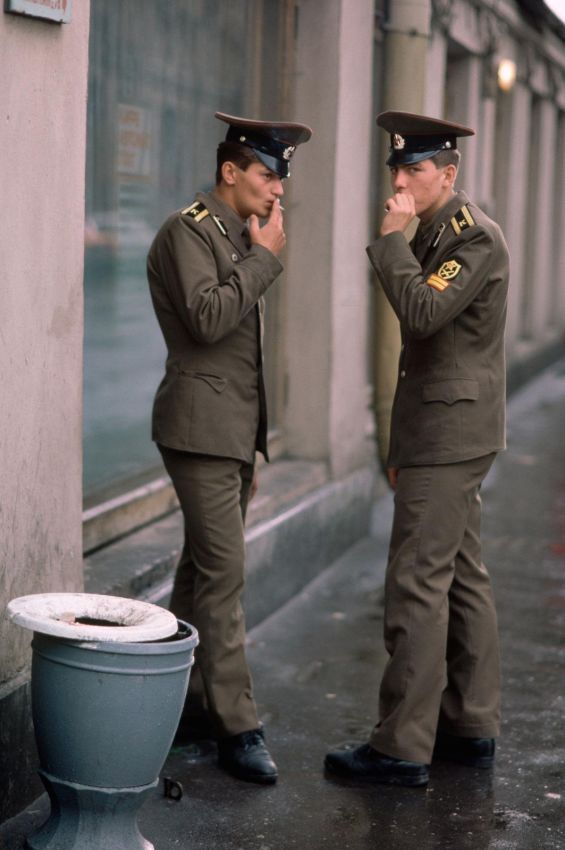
left=84, top=0, right=293, bottom=500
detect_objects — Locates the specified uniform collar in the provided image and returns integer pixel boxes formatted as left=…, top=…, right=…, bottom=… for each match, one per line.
left=417, top=190, right=469, bottom=241
left=197, top=190, right=250, bottom=254
left=411, top=191, right=470, bottom=266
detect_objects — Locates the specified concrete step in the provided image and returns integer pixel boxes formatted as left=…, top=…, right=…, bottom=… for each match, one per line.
left=84, top=460, right=380, bottom=631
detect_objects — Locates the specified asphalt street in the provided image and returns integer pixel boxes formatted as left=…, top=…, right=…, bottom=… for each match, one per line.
left=2, top=357, right=565, bottom=850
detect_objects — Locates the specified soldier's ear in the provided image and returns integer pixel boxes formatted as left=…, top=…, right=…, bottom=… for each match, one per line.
left=442, top=164, right=457, bottom=187
left=221, top=161, right=238, bottom=186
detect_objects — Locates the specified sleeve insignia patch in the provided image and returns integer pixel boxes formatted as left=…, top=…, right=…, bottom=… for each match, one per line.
left=437, top=259, right=462, bottom=280
left=425, top=273, right=450, bottom=292
left=425, top=259, right=462, bottom=291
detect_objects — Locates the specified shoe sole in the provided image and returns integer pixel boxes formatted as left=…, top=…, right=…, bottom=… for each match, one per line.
left=218, top=762, right=278, bottom=785
left=435, top=754, right=494, bottom=769
left=324, top=766, right=428, bottom=787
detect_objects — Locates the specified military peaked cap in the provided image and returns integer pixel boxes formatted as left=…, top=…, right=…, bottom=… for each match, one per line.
left=215, top=111, right=312, bottom=178
left=377, top=111, right=475, bottom=166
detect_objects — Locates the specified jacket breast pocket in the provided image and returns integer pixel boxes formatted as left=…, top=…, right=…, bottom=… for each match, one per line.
left=422, top=379, right=479, bottom=405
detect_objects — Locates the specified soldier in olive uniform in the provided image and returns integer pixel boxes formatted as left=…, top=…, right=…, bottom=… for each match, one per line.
left=326, top=112, right=509, bottom=787
left=147, top=112, right=311, bottom=784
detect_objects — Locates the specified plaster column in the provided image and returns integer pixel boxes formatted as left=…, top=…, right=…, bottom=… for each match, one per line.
left=378, top=2, right=432, bottom=253
left=0, top=3, right=89, bottom=820
left=523, top=98, right=557, bottom=340
left=372, top=0, right=431, bottom=468
left=1, top=1, right=88, bottom=676
left=477, top=97, right=497, bottom=214
left=492, top=82, right=531, bottom=353
left=554, top=111, right=565, bottom=325
left=445, top=54, right=482, bottom=199
left=424, top=28, right=448, bottom=117
left=285, top=0, right=374, bottom=478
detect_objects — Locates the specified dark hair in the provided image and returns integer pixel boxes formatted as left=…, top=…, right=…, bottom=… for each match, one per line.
left=432, top=149, right=461, bottom=169
left=215, top=141, right=259, bottom=185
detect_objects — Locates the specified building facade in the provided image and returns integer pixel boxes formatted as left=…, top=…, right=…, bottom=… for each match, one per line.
left=1, top=0, right=564, bottom=822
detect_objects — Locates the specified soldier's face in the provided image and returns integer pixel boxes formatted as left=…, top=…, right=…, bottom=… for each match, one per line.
left=232, top=162, right=285, bottom=219
left=389, top=159, right=453, bottom=221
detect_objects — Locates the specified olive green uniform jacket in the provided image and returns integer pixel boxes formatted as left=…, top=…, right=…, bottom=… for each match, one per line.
left=367, top=190, right=509, bottom=468
left=147, top=191, right=283, bottom=463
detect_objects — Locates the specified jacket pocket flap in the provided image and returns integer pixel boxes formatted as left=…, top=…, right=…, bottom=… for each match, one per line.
left=179, top=370, right=227, bottom=393
left=422, top=379, right=479, bottom=405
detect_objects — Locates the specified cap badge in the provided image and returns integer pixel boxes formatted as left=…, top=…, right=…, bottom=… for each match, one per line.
left=282, top=145, right=296, bottom=161
left=239, top=135, right=246, bottom=142
left=392, top=133, right=405, bottom=150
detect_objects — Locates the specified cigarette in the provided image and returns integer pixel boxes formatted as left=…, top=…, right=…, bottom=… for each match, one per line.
left=384, top=204, right=390, bottom=212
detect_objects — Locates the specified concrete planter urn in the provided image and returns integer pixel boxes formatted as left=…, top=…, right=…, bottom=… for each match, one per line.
left=7, top=593, right=198, bottom=850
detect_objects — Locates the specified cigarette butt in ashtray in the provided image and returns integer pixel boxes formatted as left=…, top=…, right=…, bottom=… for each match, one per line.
left=59, top=612, right=76, bottom=624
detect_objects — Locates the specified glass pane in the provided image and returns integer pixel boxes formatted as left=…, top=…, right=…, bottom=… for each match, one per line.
left=84, top=0, right=286, bottom=499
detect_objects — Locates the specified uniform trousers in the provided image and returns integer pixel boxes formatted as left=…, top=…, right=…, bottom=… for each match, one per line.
left=158, top=446, right=259, bottom=737
left=370, top=453, right=501, bottom=764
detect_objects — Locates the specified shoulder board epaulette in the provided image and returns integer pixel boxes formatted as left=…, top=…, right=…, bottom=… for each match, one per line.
left=450, top=204, right=476, bottom=236
left=181, top=201, right=209, bottom=223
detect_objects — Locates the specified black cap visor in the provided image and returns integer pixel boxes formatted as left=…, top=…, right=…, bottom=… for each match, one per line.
left=252, top=148, right=290, bottom=178
left=386, top=148, right=448, bottom=166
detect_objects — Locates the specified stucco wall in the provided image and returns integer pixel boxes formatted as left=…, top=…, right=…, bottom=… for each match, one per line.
left=328, top=0, right=374, bottom=478
left=0, top=6, right=90, bottom=683
left=285, top=0, right=374, bottom=477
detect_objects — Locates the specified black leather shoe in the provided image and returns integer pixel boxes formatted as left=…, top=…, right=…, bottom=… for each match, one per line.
left=433, top=731, right=495, bottom=768
left=218, top=728, right=278, bottom=784
left=324, top=743, right=429, bottom=787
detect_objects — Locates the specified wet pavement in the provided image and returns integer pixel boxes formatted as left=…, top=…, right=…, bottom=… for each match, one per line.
left=2, top=358, right=565, bottom=849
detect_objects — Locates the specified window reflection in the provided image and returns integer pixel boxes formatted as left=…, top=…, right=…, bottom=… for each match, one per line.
left=84, top=0, right=287, bottom=499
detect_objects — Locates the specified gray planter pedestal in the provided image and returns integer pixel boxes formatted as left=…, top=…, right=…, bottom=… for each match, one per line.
left=27, top=772, right=157, bottom=850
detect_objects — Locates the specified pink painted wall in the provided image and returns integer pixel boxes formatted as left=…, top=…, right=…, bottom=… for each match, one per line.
left=0, top=3, right=90, bottom=680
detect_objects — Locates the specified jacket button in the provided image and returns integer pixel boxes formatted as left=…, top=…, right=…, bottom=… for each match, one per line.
left=231, top=253, right=238, bottom=262
left=400, top=370, right=406, bottom=377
